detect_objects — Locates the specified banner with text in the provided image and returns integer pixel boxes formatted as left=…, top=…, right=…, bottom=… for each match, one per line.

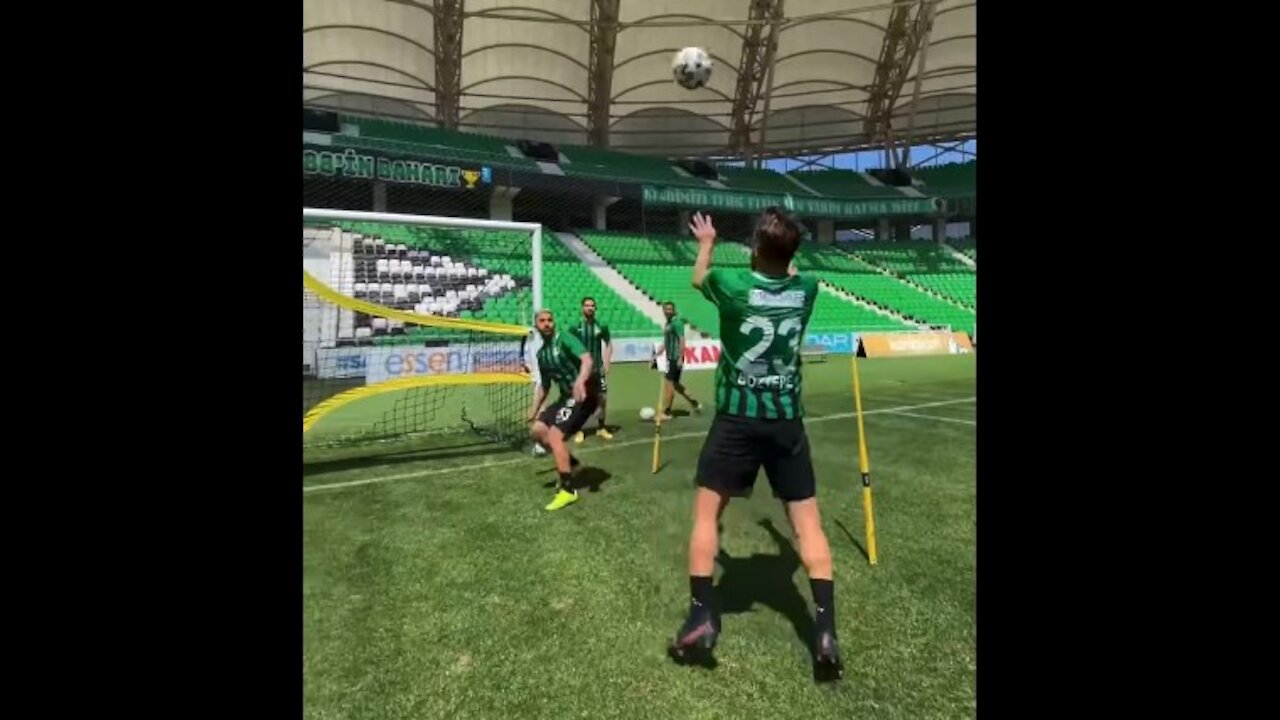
left=364, top=343, right=523, bottom=383
left=803, top=331, right=858, bottom=355
left=642, top=185, right=943, bottom=219
left=303, top=144, right=492, bottom=190
left=611, top=337, right=661, bottom=364
left=859, top=331, right=961, bottom=358
left=680, top=340, right=721, bottom=371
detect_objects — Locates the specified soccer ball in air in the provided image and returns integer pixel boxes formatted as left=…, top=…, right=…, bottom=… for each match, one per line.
left=672, top=47, right=712, bottom=89
left=639, top=407, right=657, bottom=421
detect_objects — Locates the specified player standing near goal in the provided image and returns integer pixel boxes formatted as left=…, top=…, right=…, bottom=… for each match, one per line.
left=567, top=297, right=614, bottom=442
left=528, top=309, right=599, bottom=511
left=656, top=301, right=703, bottom=420
left=667, top=208, right=843, bottom=682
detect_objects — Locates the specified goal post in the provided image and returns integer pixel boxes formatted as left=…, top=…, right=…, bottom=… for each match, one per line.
left=302, top=208, right=546, bottom=451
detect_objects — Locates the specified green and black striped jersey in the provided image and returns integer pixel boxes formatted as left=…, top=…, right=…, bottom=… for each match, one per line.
left=697, top=268, right=818, bottom=419
left=663, top=315, right=686, bottom=366
left=567, top=319, right=611, bottom=376
left=535, top=331, right=591, bottom=396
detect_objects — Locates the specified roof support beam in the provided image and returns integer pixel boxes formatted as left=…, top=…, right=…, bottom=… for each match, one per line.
left=863, top=0, right=936, bottom=168
left=433, top=0, right=465, bottom=129
left=729, top=0, right=785, bottom=165
left=588, top=0, right=621, bottom=146
left=912, top=140, right=973, bottom=167
left=895, top=0, right=938, bottom=168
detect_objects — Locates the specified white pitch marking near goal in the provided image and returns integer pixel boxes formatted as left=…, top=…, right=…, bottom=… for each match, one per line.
left=302, top=396, right=976, bottom=494
left=886, top=410, right=977, bottom=426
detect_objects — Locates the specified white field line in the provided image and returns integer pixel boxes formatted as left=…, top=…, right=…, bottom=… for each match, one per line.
left=303, top=396, right=976, bottom=494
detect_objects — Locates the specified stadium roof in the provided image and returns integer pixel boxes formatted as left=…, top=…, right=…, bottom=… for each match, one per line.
left=303, top=0, right=975, bottom=159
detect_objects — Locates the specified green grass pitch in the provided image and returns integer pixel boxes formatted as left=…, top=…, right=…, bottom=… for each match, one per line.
left=304, top=354, right=975, bottom=719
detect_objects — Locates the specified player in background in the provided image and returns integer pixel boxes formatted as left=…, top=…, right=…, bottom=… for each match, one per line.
left=527, top=309, right=599, bottom=511
left=567, top=297, right=614, bottom=442
left=655, top=301, right=703, bottom=421
left=667, top=209, right=843, bottom=682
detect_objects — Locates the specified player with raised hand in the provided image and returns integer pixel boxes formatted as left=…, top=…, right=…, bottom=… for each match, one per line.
left=667, top=209, right=843, bottom=682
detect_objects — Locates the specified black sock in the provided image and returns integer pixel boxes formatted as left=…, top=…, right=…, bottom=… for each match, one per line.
left=690, top=575, right=714, bottom=611
left=810, top=579, right=835, bottom=631
left=558, top=472, right=574, bottom=492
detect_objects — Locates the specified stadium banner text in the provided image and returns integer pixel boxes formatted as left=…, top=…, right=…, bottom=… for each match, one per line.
left=859, top=331, right=969, bottom=358
left=803, top=332, right=858, bottom=355
left=642, top=186, right=942, bottom=219
left=681, top=340, right=721, bottom=370
left=611, top=337, right=661, bottom=364
left=303, top=145, right=492, bottom=190
left=603, top=337, right=726, bottom=368
left=315, top=344, right=524, bottom=382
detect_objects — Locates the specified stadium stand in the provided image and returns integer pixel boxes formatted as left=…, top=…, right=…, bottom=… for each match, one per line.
left=795, top=245, right=976, bottom=336
left=847, top=242, right=975, bottom=308
left=319, top=222, right=660, bottom=345
left=558, top=145, right=702, bottom=186
left=578, top=231, right=743, bottom=336
left=717, top=165, right=809, bottom=194
left=337, top=116, right=539, bottom=169
left=786, top=169, right=905, bottom=198
left=948, top=237, right=977, bottom=262
left=580, top=231, right=921, bottom=337
left=912, top=160, right=975, bottom=196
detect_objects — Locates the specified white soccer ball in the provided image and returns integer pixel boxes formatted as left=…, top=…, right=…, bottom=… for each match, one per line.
left=532, top=443, right=548, bottom=456
left=672, top=47, right=712, bottom=90
left=639, top=407, right=657, bottom=421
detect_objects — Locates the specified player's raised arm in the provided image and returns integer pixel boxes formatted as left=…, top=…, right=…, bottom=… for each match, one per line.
left=690, top=212, right=717, bottom=288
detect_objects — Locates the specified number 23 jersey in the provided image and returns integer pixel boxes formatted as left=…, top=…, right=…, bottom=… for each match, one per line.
left=698, top=267, right=818, bottom=419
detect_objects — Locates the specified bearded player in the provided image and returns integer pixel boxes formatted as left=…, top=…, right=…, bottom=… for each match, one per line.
left=528, top=309, right=599, bottom=512
left=567, top=297, right=614, bottom=442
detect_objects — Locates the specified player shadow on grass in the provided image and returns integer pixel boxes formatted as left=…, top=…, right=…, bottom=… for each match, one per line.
left=714, top=518, right=816, bottom=654
left=538, top=465, right=612, bottom=493
left=833, top=519, right=871, bottom=562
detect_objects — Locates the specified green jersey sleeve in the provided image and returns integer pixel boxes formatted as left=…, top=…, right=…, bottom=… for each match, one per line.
left=698, top=267, right=732, bottom=307
left=559, top=331, right=588, bottom=359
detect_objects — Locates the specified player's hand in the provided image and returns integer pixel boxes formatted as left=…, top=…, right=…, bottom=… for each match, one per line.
left=689, top=212, right=716, bottom=245
left=573, top=379, right=587, bottom=403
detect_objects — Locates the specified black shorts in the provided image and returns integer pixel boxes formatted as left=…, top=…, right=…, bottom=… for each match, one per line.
left=665, top=363, right=683, bottom=384
left=695, top=414, right=816, bottom=502
left=539, top=393, right=600, bottom=437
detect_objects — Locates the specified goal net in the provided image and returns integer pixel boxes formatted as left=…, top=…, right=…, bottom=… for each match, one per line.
left=302, top=208, right=544, bottom=451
